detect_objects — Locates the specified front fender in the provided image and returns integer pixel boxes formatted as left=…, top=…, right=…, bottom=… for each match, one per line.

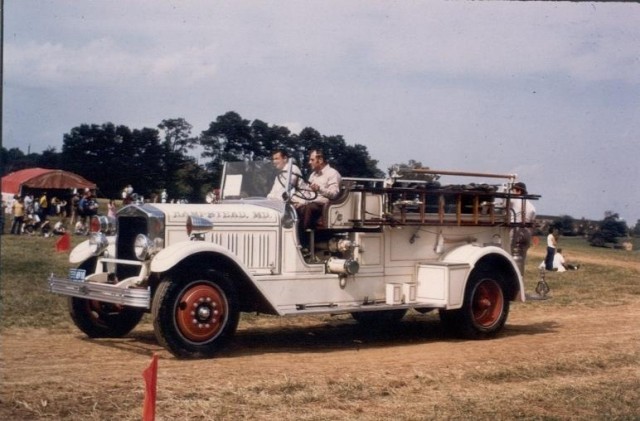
left=442, top=244, right=525, bottom=302
left=69, top=236, right=116, bottom=265
left=150, top=240, right=248, bottom=274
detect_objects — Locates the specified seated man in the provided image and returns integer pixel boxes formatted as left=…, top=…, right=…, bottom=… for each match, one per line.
left=539, top=248, right=580, bottom=272
left=267, top=149, right=302, bottom=201
left=294, top=148, right=342, bottom=231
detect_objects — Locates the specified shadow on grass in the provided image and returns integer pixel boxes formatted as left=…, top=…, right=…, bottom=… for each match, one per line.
left=75, top=314, right=558, bottom=359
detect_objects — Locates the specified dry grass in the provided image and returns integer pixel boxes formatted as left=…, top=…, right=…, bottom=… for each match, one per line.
left=1, top=234, right=639, bottom=420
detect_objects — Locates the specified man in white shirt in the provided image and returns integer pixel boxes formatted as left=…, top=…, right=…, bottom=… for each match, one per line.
left=267, top=149, right=302, bottom=201
left=295, top=149, right=342, bottom=231
left=545, top=228, right=558, bottom=271
left=510, top=182, right=536, bottom=224
left=539, top=248, right=579, bottom=272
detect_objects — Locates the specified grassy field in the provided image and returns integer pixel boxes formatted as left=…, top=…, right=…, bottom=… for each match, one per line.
left=2, top=233, right=637, bottom=328
left=523, top=236, right=640, bottom=307
left=1, top=232, right=640, bottom=420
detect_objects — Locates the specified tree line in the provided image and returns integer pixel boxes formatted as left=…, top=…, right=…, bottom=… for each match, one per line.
left=1, top=111, right=384, bottom=202
left=2, top=111, right=637, bottom=238
left=541, top=212, right=637, bottom=245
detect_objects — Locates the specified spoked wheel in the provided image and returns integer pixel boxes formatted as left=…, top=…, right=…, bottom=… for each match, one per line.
left=152, top=276, right=239, bottom=359
left=439, top=270, right=509, bottom=339
left=69, top=297, right=144, bottom=338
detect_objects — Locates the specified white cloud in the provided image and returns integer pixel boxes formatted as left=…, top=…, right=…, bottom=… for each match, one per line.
left=5, top=38, right=218, bottom=89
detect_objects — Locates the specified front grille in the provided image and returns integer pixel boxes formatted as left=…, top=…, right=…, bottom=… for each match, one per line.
left=116, top=215, right=148, bottom=280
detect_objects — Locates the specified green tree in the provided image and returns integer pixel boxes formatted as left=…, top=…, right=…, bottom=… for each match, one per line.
left=388, top=160, right=439, bottom=182
left=556, top=215, right=576, bottom=236
left=200, top=111, right=253, bottom=186
left=200, top=112, right=383, bottom=183
left=201, top=111, right=253, bottom=163
left=172, top=159, right=212, bottom=203
left=293, top=129, right=382, bottom=178
left=249, top=119, right=292, bottom=160
left=158, top=118, right=197, bottom=154
left=1, top=147, right=29, bottom=175
left=588, top=212, right=629, bottom=247
left=335, top=144, right=384, bottom=178
left=158, top=118, right=201, bottom=200
left=62, top=123, right=165, bottom=199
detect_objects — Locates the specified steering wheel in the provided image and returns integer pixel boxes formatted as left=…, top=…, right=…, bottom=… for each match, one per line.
left=276, top=171, right=317, bottom=201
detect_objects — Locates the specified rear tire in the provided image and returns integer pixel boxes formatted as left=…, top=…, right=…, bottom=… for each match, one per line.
left=439, top=269, right=509, bottom=339
left=152, top=274, right=239, bottom=359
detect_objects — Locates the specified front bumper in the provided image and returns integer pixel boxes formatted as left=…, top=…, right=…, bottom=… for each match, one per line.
left=48, top=274, right=151, bottom=309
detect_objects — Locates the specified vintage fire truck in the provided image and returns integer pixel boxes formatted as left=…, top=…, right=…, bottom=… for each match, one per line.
left=49, top=161, right=538, bottom=358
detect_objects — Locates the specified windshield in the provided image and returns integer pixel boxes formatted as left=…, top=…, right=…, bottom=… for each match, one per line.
left=221, top=161, right=287, bottom=200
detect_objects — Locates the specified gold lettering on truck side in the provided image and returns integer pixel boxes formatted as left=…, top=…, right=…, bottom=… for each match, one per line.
left=171, top=210, right=274, bottom=221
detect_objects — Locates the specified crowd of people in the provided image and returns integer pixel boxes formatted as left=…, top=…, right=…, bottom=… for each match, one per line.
left=4, top=188, right=99, bottom=237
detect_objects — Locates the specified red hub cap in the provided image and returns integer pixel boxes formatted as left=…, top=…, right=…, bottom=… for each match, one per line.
left=472, top=279, right=504, bottom=328
left=175, top=283, right=227, bottom=342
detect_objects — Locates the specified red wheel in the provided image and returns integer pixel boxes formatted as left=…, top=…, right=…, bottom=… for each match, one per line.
left=68, top=259, right=144, bottom=338
left=153, top=276, right=239, bottom=358
left=471, top=279, right=504, bottom=329
left=69, top=298, right=143, bottom=338
left=175, top=283, right=228, bottom=342
left=439, top=269, right=509, bottom=339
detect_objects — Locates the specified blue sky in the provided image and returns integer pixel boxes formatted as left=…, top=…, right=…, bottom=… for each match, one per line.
left=4, top=1, right=640, bottom=224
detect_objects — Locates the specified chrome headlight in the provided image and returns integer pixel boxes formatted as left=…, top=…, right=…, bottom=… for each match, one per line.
left=89, top=232, right=109, bottom=256
left=134, top=234, right=160, bottom=260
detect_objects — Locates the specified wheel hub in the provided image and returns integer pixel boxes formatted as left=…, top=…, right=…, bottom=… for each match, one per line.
left=472, top=279, right=504, bottom=328
left=176, top=283, right=227, bottom=342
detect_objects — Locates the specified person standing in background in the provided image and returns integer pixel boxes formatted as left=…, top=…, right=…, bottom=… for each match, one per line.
left=10, top=196, right=25, bottom=235
left=107, top=199, right=117, bottom=219
left=509, top=181, right=536, bottom=275
left=545, top=228, right=558, bottom=271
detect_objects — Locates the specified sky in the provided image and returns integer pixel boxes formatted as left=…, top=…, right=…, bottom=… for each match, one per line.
left=3, top=1, right=640, bottom=224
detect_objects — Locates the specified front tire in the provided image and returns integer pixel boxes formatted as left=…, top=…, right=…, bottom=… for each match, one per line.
left=152, top=275, right=239, bottom=359
left=69, top=297, right=144, bottom=338
left=68, top=259, right=144, bottom=338
left=439, top=270, right=509, bottom=339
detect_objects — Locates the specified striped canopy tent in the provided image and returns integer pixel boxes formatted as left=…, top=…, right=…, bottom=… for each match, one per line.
left=1, top=168, right=96, bottom=196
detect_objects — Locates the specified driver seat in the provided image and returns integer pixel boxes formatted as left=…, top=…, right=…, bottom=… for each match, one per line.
left=316, top=180, right=354, bottom=230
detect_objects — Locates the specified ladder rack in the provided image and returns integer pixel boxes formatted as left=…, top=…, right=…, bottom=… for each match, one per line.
left=347, top=184, right=538, bottom=229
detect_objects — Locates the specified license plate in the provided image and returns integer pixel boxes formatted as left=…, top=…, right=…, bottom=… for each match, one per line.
left=68, top=268, right=87, bottom=282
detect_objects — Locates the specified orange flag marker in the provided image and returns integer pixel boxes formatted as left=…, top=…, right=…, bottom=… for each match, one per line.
left=55, top=232, right=71, bottom=252
left=142, top=353, right=159, bottom=421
